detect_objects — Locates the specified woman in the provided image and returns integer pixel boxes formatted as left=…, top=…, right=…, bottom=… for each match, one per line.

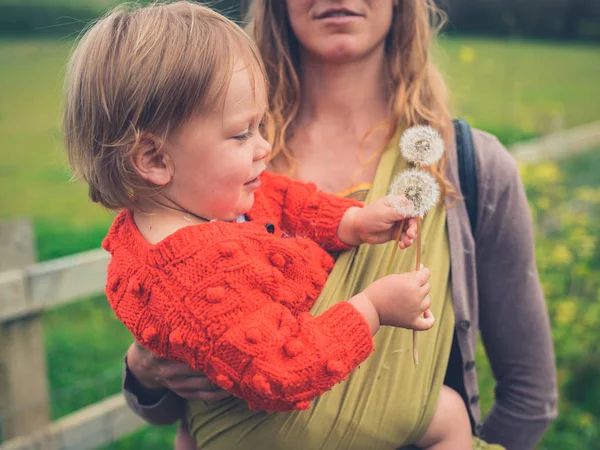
left=122, top=1, right=558, bottom=449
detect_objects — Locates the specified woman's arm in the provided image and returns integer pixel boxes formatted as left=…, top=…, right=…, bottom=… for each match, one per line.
left=122, top=341, right=231, bottom=425
left=474, top=132, right=558, bottom=449
left=122, top=342, right=184, bottom=425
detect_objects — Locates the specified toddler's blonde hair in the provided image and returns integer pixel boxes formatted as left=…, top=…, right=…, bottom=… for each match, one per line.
left=64, top=1, right=266, bottom=210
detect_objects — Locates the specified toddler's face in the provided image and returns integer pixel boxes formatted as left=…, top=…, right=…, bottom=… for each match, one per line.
left=162, top=61, right=270, bottom=221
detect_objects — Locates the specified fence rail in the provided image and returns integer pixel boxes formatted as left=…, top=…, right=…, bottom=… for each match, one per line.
left=0, top=249, right=109, bottom=323
left=511, top=119, right=600, bottom=162
left=0, top=395, right=144, bottom=450
left=1, top=123, right=600, bottom=449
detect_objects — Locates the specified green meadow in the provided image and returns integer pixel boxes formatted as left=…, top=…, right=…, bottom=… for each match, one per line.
left=1, top=35, right=599, bottom=448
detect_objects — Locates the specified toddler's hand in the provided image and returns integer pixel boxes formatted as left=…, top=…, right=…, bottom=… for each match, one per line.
left=351, top=195, right=417, bottom=247
left=362, top=267, right=434, bottom=331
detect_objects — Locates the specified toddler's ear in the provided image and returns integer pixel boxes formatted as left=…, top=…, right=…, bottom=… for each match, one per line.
left=130, top=134, right=172, bottom=186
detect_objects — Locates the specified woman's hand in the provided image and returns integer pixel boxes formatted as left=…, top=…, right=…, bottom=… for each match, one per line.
left=339, top=196, right=417, bottom=247
left=126, top=341, right=231, bottom=402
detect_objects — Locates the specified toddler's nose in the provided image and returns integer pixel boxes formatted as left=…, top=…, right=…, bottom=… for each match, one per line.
left=255, top=137, right=271, bottom=161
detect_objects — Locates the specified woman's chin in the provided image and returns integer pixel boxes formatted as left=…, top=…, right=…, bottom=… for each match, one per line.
left=311, top=40, right=372, bottom=64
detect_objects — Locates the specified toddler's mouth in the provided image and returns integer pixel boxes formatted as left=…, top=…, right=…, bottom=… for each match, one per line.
left=244, top=176, right=261, bottom=188
left=244, top=168, right=266, bottom=187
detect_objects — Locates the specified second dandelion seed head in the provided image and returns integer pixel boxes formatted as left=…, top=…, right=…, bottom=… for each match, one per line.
left=389, top=169, right=440, bottom=217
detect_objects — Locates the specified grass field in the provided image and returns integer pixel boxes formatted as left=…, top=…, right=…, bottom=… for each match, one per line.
left=1, top=35, right=599, bottom=448
left=436, top=37, right=600, bottom=141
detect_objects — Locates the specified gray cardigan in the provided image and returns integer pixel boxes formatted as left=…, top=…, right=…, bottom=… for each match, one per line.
left=122, top=129, right=558, bottom=450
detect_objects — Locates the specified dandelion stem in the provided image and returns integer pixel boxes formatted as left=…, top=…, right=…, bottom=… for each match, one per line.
left=413, top=216, right=422, bottom=366
left=415, top=217, right=421, bottom=270
left=385, top=225, right=404, bottom=276
left=413, top=332, right=419, bottom=366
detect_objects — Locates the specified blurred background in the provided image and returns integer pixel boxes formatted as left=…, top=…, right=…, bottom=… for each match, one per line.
left=0, top=0, right=599, bottom=449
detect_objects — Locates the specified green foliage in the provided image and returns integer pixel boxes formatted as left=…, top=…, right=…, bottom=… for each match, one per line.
left=523, top=158, right=600, bottom=448
left=443, top=0, right=600, bottom=42
left=476, top=152, right=600, bottom=449
left=2, top=0, right=599, bottom=42
left=0, top=0, right=241, bottom=37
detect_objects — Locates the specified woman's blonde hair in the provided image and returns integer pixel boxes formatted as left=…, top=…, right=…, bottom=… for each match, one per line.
left=64, top=1, right=266, bottom=210
left=245, top=0, right=454, bottom=196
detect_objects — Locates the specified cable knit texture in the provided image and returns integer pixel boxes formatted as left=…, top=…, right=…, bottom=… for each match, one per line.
left=103, top=172, right=374, bottom=412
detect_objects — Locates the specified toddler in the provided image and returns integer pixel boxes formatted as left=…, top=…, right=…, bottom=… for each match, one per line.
left=63, top=2, right=472, bottom=449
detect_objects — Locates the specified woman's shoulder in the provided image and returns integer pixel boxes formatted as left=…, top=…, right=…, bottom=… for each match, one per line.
left=470, top=128, right=521, bottom=191
left=466, top=128, right=533, bottom=237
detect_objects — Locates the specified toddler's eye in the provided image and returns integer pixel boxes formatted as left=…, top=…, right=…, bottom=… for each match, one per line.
left=233, top=131, right=253, bottom=142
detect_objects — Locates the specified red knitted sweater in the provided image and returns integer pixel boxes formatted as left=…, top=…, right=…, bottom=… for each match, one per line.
left=103, top=172, right=374, bottom=412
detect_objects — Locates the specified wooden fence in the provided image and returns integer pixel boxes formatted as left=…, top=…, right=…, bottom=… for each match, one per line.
left=0, top=220, right=144, bottom=450
left=1, top=122, right=600, bottom=449
left=511, top=120, right=600, bottom=162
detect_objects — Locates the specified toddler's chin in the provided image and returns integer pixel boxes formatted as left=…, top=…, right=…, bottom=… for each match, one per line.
left=231, top=193, right=254, bottom=220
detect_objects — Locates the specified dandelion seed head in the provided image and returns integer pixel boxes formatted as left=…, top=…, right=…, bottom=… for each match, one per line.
left=399, top=125, right=444, bottom=167
left=389, top=169, right=440, bottom=216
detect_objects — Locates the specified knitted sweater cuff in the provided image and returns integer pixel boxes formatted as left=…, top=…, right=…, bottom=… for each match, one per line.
left=316, top=195, right=363, bottom=252
left=319, top=301, right=374, bottom=363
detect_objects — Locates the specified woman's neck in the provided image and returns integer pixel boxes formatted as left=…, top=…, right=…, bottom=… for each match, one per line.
left=296, top=46, right=391, bottom=132
left=279, top=46, right=393, bottom=192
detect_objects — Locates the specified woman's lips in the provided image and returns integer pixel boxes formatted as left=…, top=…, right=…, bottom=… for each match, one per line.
left=315, top=8, right=362, bottom=20
left=315, top=10, right=363, bottom=26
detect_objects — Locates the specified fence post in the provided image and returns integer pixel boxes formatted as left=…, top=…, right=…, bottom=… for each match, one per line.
left=0, top=219, right=50, bottom=441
